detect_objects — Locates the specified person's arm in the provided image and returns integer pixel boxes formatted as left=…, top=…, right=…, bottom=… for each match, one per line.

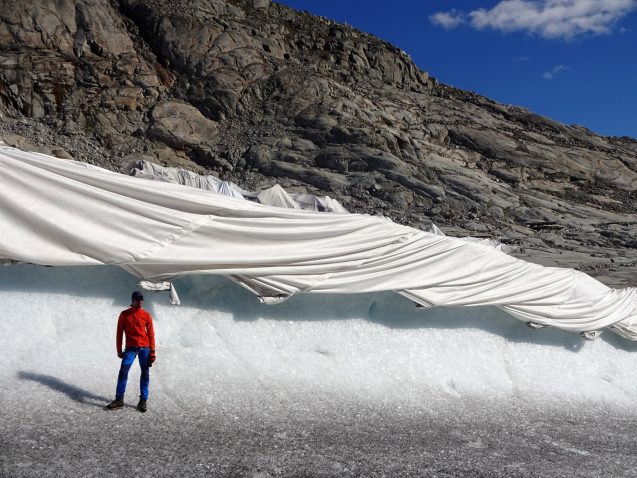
left=147, top=313, right=156, bottom=364
left=116, top=313, right=124, bottom=358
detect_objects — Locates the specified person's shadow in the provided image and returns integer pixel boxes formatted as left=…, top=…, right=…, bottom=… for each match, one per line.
left=17, top=371, right=134, bottom=410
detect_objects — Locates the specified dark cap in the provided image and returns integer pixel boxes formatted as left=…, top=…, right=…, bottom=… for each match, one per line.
left=131, top=290, right=144, bottom=302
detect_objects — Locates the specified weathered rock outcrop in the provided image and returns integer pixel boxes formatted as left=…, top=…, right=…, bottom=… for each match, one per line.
left=1, top=0, right=636, bottom=286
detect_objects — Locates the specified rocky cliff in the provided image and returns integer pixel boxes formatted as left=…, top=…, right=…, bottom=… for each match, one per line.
left=1, top=0, right=636, bottom=286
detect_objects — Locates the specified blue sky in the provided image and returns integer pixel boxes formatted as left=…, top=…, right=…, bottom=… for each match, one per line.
left=277, top=0, right=637, bottom=139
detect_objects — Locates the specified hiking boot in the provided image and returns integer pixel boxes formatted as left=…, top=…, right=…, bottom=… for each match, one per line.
left=106, top=399, right=124, bottom=410
left=137, top=399, right=147, bottom=413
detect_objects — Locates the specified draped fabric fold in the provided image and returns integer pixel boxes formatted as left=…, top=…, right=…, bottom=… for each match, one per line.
left=1, top=146, right=635, bottom=339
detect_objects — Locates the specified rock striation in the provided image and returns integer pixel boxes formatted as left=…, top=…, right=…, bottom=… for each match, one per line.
left=0, top=0, right=636, bottom=286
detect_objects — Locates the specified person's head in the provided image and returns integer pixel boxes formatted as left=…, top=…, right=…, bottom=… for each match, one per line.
left=131, top=290, right=144, bottom=307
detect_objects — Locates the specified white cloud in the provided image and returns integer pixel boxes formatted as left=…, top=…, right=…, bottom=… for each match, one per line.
left=429, top=9, right=465, bottom=29
left=542, top=64, right=571, bottom=79
left=431, top=0, right=637, bottom=39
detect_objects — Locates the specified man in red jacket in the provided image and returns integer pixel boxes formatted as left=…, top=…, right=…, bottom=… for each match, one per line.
left=106, top=291, right=156, bottom=412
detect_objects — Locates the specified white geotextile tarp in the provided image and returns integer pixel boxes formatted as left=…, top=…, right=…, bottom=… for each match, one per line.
left=257, top=184, right=301, bottom=209
left=129, top=160, right=348, bottom=212
left=294, top=194, right=349, bottom=213
left=130, top=160, right=247, bottom=199
left=1, top=146, right=636, bottom=339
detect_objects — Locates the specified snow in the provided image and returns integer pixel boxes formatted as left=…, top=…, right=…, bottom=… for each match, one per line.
left=2, top=263, right=637, bottom=411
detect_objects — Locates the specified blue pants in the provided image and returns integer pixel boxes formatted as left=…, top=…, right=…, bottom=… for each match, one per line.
left=115, top=347, right=151, bottom=401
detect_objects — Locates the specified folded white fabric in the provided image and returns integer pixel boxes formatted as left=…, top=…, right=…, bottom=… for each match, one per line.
left=1, top=145, right=635, bottom=339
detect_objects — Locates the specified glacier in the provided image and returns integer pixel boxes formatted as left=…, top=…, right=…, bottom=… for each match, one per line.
left=3, top=263, right=637, bottom=409
left=2, top=264, right=637, bottom=476
left=2, top=144, right=637, bottom=476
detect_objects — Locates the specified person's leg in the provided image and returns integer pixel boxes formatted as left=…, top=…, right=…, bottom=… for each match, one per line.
left=138, top=347, right=151, bottom=401
left=115, top=349, right=137, bottom=400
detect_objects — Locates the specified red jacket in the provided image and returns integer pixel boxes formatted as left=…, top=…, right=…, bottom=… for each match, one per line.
left=116, top=306, right=155, bottom=354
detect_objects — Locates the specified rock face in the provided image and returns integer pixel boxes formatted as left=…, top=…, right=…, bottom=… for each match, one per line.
left=1, top=0, right=636, bottom=286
